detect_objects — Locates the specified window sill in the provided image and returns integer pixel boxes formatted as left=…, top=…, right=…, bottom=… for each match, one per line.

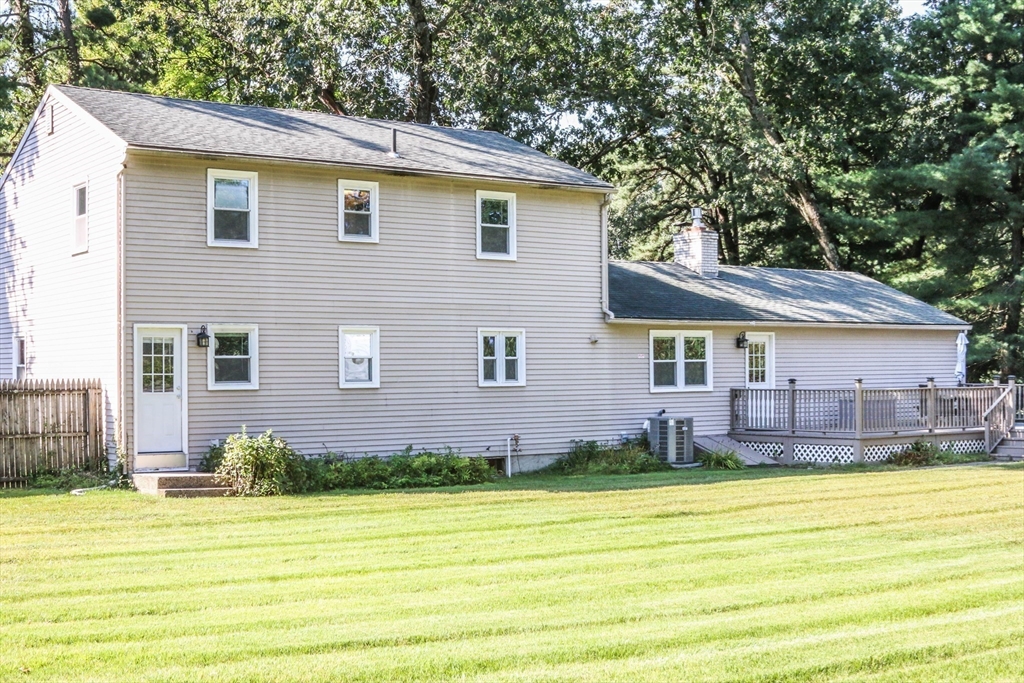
left=478, top=381, right=526, bottom=388
left=71, top=247, right=89, bottom=256
left=339, top=382, right=380, bottom=389
left=476, top=252, right=517, bottom=261
left=207, top=382, right=260, bottom=391
left=207, top=240, right=259, bottom=249
left=649, top=386, right=714, bottom=394
left=339, top=235, right=379, bottom=244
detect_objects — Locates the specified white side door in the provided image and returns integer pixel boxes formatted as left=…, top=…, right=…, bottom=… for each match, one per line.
left=136, top=327, right=185, bottom=467
left=745, top=333, right=776, bottom=427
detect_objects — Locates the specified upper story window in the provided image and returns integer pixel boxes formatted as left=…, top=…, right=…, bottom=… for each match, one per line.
left=650, top=330, right=712, bottom=393
left=207, top=325, right=259, bottom=390
left=476, top=190, right=516, bottom=260
left=479, top=330, right=525, bottom=386
left=72, top=183, right=88, bottom=254
left=339, top=180, right=379, bottom=243
left=207, top=170, right=258, bottom=248
left=339, top=327, right=380, bottom=388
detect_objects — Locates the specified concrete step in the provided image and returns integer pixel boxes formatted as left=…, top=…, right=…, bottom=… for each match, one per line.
left=134, top=472, right=226, bottom=495
left=695, top=435, right=780, bottom=466
left=159, top=487, right=232, bottom=498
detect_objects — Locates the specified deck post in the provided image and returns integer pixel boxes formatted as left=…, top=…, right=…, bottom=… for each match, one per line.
left=853, top=379, right=864, bottom=462
left=926, top=377, right=936, bottom=433
left=788, top=379, right=797, bottom=434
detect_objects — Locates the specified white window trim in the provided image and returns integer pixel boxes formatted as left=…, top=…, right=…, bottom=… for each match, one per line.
left=339, top=326, right=381, bottom=389
left=72, top=181, right=88, bottom=255
left=207, top=169, right=259, bottom=248
left=478, top=329, right=526, bottom=387
left=12, top=335, right=26, bottom=380
left=476, top=190, right=517, bottom=261
left=206, top=324, right=259, bottom=390
left=338, top=179, right=380, bottom=243
left=649, top=330, right=714, bottom=393
left=744, top=332, right=775, bottom=388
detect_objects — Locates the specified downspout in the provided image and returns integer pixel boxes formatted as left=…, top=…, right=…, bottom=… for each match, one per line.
left=116, top=154, right=127, bottom=472
left=600, top=193, right=615, bottom=322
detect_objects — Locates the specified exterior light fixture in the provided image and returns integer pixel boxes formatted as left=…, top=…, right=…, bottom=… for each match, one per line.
left=736, top=331, right=748, bottom=349
left=196, top=325, right=210, bottom=348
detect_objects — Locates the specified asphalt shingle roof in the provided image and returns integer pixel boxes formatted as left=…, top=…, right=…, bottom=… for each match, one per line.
left=609, top=261, right=966, bottom=326
left=56, top=86, right=612, bottom=190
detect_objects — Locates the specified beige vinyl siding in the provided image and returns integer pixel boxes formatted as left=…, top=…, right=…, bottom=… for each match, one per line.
left=121, top=152, right=963, bottom=467
left=0, top=94, right=124, bottom=456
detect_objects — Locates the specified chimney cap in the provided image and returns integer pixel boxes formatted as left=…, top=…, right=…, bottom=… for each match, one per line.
left=690, top=207, right=703, bottom=227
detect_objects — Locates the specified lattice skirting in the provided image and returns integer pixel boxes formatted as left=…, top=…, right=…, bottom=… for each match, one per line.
left=940, top=439, right=986, bottom=455
left=863, top=443, right=911, bottom=462
left=740, top=441, right=784, bottom=460
left=793, top=443, right=855, bottom=464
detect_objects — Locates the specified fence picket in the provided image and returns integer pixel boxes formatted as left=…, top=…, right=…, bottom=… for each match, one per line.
left=0, top=379, right=105, bottom=487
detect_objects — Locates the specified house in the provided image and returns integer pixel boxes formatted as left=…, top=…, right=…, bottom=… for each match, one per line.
left=4, top=85, right=1012, bottom=473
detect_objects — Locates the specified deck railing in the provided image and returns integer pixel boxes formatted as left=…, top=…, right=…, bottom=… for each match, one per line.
left=983, top=384, right=1015, bottom=453
left=731, top=379, right=1007, bottom=438
left=1016, top=383, right=1024, bottom=423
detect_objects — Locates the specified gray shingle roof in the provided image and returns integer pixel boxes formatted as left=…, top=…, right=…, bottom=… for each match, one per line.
left=55, top=86, right=612, bottom=190
left=609, top=261, right=967, bottom=326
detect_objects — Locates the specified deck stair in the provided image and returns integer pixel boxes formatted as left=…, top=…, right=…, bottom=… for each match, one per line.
left=993, top=424, right=1024, bottom=462
left=694, top=435, right=779, bottom=466
left=133, top=472, right=231, bottom=498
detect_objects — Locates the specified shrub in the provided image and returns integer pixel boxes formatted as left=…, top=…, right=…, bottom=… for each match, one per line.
left=697, top=449, right=745, bottom=470
left=322, top=447, right=496, bottom=490
left=198, top=443, right=224, bottom=473
left=888, top=441, right=940, bottom=467
left=551, top=440, right=670, bottom=475
left=214, top=427, right=305, bottom=496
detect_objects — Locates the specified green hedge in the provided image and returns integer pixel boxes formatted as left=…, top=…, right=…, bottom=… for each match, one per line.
left=549, top=439, right=669, bottom=475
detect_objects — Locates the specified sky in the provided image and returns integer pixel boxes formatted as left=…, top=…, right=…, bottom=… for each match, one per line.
left=899, top=0, right=930, bottom=16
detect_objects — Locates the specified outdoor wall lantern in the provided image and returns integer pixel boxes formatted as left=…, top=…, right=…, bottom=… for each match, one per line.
left=736, top=331, right=748, bottom=349
left=196, top=325, right=210, bottom=348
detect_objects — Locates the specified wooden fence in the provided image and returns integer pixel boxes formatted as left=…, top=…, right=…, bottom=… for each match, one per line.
left=0, top=379, right=105, bottom=486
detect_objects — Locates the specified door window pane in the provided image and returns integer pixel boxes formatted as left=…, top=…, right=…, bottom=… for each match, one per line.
left=747, top=341, right=766, bottom=384
left=141, top=336, right=175, bottom=393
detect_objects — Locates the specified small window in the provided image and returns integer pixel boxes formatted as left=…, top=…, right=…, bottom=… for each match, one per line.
left=48, top=105, right=55, bottom=135
left=649, top=330, right=712, bottom=392
left=479, top=330, right=525, bottom=386
left=207, top=325, right=259, bottom=390
left=13, top=336, right=26, bottom=380
left=476, top=190, right=516, bottom=260
left=207, top=170, right=258, bottom=248
left=338, top=180, right=379, bottom=242
left=339, top=327, right=380, bottom=388
left=73, top=183, right=88, bottom=254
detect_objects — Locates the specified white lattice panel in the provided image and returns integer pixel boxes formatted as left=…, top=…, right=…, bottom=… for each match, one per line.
left=793, top=443, right=854, bottom=464
left=740, top=442, right=784, bottom=460
left=940, top=439, right=986, bottom=455
left=863, top=443, right=913, bottom=462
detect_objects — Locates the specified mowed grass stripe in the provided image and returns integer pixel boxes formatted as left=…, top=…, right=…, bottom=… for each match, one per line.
left=1, top=465, right=1021, bottom=682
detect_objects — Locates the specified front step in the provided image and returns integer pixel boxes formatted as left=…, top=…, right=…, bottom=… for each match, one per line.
left=134, top=472, right=232, bottom=497
left=694, top=435, right=780, bottom=466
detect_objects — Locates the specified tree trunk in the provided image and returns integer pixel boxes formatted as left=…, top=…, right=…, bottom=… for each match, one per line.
left=726, top=27, right=843, bottom=270
left=1003, top=167, right=1023, bottom=376
left=405, top=0, right=439, bottom=124
left=317, top=86, right=348, bottom=115
left=58, top=0, right=82, bottom=84
left=13, top=0, right=39, bottom=89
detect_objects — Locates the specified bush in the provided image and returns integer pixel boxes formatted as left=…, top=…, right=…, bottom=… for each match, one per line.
left=697, top=449, right=745, bottom=470
left=888, top=441, right=940, bottom=467
left=551, top=440, right=670, bottom=475
left=198, top=443, right=224, bottom=473
left=214, top=427, right=305, bottom=496
left=322, top=447, right=496, bottom=490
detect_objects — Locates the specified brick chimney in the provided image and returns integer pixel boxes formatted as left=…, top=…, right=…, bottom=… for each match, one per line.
left=672, top=207, right=719, bottom=278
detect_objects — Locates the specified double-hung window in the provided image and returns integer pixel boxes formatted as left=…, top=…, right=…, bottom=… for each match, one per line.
left=13, top=336, right=26, bottom=380
left=339, top=327, right=380, bottom=388
left=72, top=183, right=88, bottom=254
left=339, top=180, right=379, bottom=242
left=650, top=330, right=712, bottom=392
left=207, top=325, right=259, bottom=390
left=476, top=190, right=516, bottom=260
left=479, top=330, right=525, bottom=386
left=207, top=170, right=258, bottom=247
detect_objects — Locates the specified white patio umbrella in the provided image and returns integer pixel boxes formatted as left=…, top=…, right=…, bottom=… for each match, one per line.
left=955, top=331, right=969, bottom=386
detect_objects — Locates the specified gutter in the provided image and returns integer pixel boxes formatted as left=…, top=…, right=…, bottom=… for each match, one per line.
left=600, top=193, right=615, bottom=321
left=604, top=317, right=971, bottom=331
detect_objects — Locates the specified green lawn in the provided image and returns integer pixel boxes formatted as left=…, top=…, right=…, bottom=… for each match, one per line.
left=1, top=465, right=1022, bottom=682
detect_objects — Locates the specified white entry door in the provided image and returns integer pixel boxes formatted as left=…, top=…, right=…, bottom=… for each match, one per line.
left=745, top=333, right=776, bottom=428
left=136, top=327, right=185, bottom=466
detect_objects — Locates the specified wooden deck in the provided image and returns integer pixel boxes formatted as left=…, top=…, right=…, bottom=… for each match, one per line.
left=729, top=378, right=1018, bottom=463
